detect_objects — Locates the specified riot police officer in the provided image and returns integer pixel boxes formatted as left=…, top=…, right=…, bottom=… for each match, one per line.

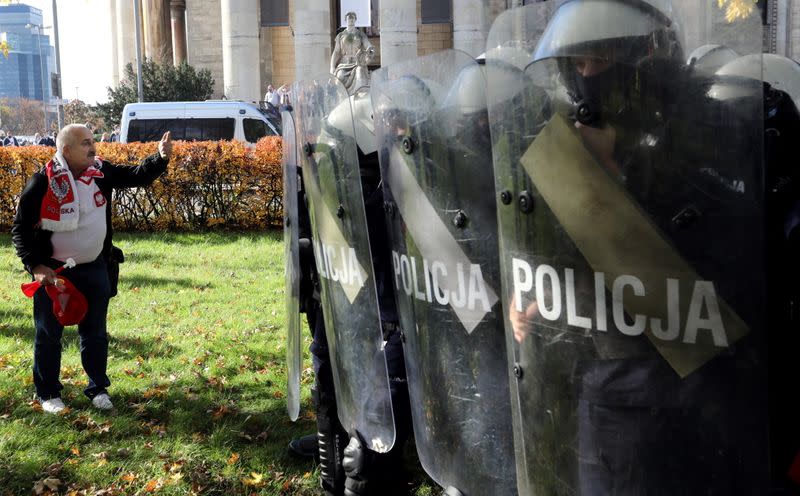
left=709, top=52, right=800, bottom=493
left=370, top=50, right=518, bottom=495
left=487, top=0, right=774, bottom=494
left=290, top=80, right=411, bottom=496
left=281, top=102, right=347, bottom=494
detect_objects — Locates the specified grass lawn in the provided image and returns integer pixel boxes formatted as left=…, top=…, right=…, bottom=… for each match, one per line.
left=0, top=232, right=434, bottom=495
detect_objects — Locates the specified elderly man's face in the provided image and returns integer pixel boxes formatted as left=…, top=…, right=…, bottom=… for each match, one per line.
left=346, top=14, right=356, bottom=28
left=63, top=127, right=96, bottom=173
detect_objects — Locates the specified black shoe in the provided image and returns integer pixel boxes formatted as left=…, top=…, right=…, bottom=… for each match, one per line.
left=288, top=433, right=319, bottom=461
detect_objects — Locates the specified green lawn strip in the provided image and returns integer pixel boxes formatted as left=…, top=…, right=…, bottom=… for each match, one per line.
left=0, top=232, right=435, bottom=495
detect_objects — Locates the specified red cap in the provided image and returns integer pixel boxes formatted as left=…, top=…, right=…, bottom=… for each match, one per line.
left=45, top=276, right=88, bottom=326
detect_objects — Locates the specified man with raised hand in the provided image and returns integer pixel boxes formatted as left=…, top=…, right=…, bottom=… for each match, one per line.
left=12, top=124, right=171, bottom=414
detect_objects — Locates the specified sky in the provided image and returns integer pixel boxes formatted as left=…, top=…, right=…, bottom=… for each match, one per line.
left=19, top=0, right=114, bottom=104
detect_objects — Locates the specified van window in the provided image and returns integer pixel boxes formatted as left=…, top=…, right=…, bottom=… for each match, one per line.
left=184, top=118, right=236, bottom=141
left=127, top=118, right=235, bottom=142
left=243, top=118, right=274, bottom=143
left=128, top=119, right=183, bottom=142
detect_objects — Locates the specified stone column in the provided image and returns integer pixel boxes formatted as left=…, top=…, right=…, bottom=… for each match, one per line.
left=777, top=0, right=789, bottom=56
left=186, top=0, right=224, bottom=98
left=143, top=0, right=173, bottom=64
left=791, top=0, right=800, bottom=59
left=171, top=0, right=187, bottom=65
left=453, top=0, right=488, bottom=58
left=108, top=0, right=120, bottom=84
left=115, top=0, right=137, bottom=80
left=380, top=0, right=417, bottom=66
left=294, top=0, right=332, bottom=81
left=221, top=0, right=260, bottom=101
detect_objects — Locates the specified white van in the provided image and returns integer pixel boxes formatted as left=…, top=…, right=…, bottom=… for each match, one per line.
left=119, top=101, right=280, bottom=146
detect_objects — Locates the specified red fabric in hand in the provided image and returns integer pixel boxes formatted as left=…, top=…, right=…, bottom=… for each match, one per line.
left=44, top=276, right=88, bottom=326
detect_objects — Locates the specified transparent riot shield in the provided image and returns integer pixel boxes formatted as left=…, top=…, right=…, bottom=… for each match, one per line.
left=293, top=77, right=395, bottom=452
left=282, top=108, right=302, bottom=422
left=371, top=49, right=516, bottom=495
left=487, top=2, right=768, bottom=495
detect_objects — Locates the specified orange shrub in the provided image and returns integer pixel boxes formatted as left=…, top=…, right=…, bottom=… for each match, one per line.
left=0, top=137, right=283, bottom=232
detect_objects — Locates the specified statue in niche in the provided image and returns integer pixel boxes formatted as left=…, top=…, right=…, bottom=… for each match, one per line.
left=330, top=11, right=374, bottom=94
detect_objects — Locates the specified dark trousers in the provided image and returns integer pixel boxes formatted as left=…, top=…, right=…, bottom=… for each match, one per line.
left=32, top=258, right=111, bottom=401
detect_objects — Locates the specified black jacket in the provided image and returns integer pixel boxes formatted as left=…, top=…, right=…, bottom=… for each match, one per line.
left=11, top=153, right=168, bottom=272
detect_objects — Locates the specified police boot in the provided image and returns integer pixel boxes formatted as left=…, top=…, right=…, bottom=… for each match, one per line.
left=315, top=387, right=347, bottom=496
left=287, top=433, right=318, bottom=461
left=342, top=434, right=409, bottom=496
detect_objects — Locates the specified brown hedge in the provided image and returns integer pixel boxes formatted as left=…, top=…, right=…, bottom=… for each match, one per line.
left=0, top=137, right=283, bottom=232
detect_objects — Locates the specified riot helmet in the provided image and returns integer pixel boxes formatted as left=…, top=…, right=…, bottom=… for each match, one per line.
left=325, top=87, right=378, bottom=156
left=372, top=74, right=440, bottom=132
left=686, top=44, right=738, bottom=74
left=530, top=0, right=683, bottom=127
left=715, top=53, right=800, bottom=111
left=440, top=62, right=494, bottom=153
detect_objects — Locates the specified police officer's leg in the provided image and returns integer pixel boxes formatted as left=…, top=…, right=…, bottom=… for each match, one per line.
left=343, top=326, right=411, bottom=496
left=310, top=304, right=348, bottom=495
left=288, top=235, right=323, bottom=460
left=288, top=300, right=321, bottom=461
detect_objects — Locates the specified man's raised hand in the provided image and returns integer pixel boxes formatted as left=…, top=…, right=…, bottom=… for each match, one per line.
left=159, top=131, right=172, bottom=160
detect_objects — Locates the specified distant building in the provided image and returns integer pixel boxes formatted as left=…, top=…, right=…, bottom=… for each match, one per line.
left=0, top=3, right=55, bottom=102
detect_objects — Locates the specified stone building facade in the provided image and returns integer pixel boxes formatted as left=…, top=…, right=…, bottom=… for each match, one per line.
left=109, top=0, right=798, bottom=103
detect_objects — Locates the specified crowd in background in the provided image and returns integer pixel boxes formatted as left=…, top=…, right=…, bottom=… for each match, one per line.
left=0, top=124, right=121, bottom=147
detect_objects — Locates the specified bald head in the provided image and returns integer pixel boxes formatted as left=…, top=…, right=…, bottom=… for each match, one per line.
left=56, top=124, right=90, bottom=153
left=57, top=124, right=96, bottom=173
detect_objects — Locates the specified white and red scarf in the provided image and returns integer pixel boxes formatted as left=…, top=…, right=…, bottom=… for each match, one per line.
left=39, top=152, right=104, bottom=232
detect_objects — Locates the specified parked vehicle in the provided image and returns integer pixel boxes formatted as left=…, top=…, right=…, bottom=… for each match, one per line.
left=119, top=101, right=280, bottom=146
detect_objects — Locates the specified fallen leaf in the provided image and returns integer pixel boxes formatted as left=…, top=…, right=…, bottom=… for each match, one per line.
left=163, top=460, right=185, bottom=473
left=120, top=473, right=137, bottom=483
left=32, top=477, right=61, bottom=495
left=241, top=472, right=265, bottom=487
left=209, top=404, right=231, bottom=420
left=46, top=463, right=62, bottom=476
left=227, top=452, right=240, bottom=465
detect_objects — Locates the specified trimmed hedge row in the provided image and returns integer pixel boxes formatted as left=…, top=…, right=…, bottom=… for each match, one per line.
left=0, top=137, right=283, bottom=231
